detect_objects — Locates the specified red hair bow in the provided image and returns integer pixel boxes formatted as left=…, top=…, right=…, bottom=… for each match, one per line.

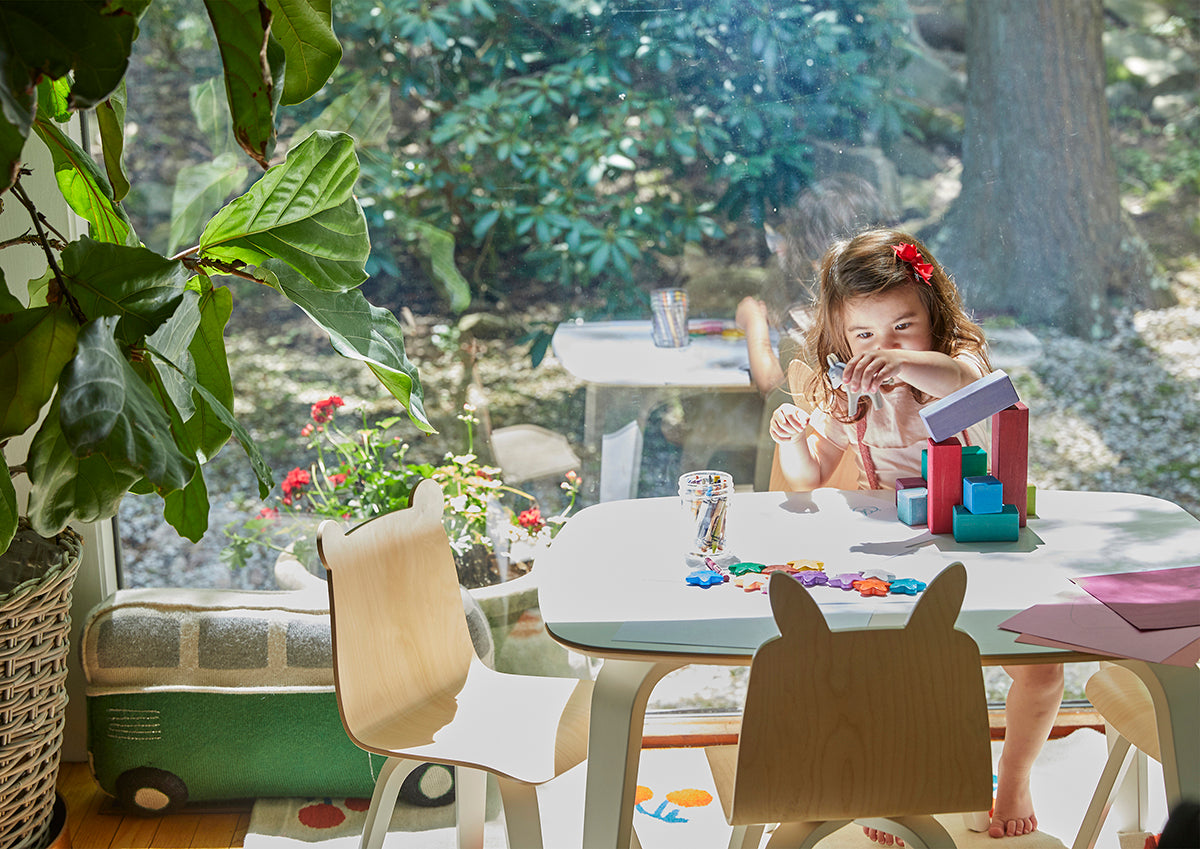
left=892, top=243, right=933, bottom=284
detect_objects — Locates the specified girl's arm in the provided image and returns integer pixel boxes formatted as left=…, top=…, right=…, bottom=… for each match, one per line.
left=736, top=296, right=785, bottom=397
left=769, top=404, right=851, bottom=490
left=841, top=349, right=982, bottom=399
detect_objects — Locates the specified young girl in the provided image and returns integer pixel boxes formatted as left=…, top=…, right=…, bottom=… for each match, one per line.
left=771, top=229, right=1063, bottom=843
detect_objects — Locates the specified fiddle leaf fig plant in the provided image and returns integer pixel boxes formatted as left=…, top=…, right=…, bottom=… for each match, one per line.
left=0, top=0, right=431, bottom=554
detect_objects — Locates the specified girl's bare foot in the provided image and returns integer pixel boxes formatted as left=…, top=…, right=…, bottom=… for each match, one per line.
left=989, top=776, right=1037, bottom=838
left=862, top=826, right=904, bottom=846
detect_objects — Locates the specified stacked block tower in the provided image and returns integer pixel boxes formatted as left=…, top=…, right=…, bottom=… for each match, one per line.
left=895, top=370, right=1030, bottom=543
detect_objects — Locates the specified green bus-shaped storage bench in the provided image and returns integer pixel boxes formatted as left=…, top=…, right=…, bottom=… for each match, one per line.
left=82, top=587, right=401, bottom=815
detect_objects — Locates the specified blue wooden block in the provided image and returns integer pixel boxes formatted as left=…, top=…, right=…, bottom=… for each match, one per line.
left=898, top=487, right=928, bottom=526
left=952, top=503, right=1019, bottom=542
left=962, top=445, right=988, bottom=478
left=919, top=370, right=1020, bottom=442
left=963, top=475, right=1003, bottom=514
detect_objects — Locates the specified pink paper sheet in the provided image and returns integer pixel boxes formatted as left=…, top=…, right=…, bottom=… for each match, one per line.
left=1072, top=565, right=1200, bottom=630
left=1000, top=596, right=1200, bottom=665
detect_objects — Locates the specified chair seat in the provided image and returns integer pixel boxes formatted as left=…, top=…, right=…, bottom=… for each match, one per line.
left=351, top=658, right=593, bottom=785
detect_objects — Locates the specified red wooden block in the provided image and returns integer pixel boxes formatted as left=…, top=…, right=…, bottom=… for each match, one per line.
left=991, top=402, right=1030, bottom=526
left=927, top=437, right=963, bottom=534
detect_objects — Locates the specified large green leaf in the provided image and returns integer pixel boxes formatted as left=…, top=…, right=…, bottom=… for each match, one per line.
left=0, top=455, right=17, bottom=553
left=410, top=220, right=471, bottom=314
left=264, top=0, right=341, bottom=106
left=60, top=237, right=187, bottom=342
left=266, top=260, right=432, bottom=433
left=190, top=77, right=235, bottom=156
left=95, top=80, right=130, bottom=202
left=146, top=289, right=202, bottom=421
left=181, top=282, right=235, bottom=463
left=198, top=131, right=368, bottom=292
left=294, top=80, right=391, bottom=148
left=203, top=0, right=284, bottom=168
left=25, top=396, right=143, bottom=536
left=147, top=338, right=273, bottom=498
left=33, top=112, right=135, bottom=246
left=137, top=358, right=210, bottom=543
left=168, top=153, right=249, bottom=255
left=0, top=303, right=78, bottom=441
left=57, top=316, right=194, bottom=496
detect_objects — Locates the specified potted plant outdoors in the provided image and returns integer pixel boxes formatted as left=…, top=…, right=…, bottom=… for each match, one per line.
left=222, top=396, right=579, bottom=590
left=0, top=2, right=430, bottom=843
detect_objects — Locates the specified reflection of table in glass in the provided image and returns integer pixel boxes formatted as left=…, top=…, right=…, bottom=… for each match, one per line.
left=550, top=319, right=758, bottom=500
left=537, top=488, right=1200, bottom=849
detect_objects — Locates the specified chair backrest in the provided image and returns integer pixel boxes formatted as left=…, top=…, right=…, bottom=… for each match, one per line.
left=318, top=479, right=477, bottom=752
left=727, top=563, right=992, bottom=826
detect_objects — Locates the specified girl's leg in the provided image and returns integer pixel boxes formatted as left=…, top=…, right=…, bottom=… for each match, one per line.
left=991, top=663, right=1064, bottom=838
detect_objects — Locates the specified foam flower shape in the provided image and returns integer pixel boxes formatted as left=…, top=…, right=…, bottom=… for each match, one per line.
left=797, top=571, right=829, bottom=587
left=729, top=561, right=765, bottom=576
left=827, top=572, right=863, bottom=590
left=889, top=577, right=927, bottom=595
left=892, top=243, right=933, bottom=284
left=853, top=577, right=891, bottom=597
left=685, top=569, right=727, bottom=588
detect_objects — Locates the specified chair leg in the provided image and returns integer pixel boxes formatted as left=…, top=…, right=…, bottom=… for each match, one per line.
left=497, top=777, right=542, bottom=849
left=769, top=819, right=848, bottom=849
left=855, top=816, right=956, bottom=849
left=1072, top=734, right=1136, bottom=849
left=727, top=823, right=765, bottom=849
left=456, top=766, right=488, bottom=849
left=360, top=758, right=419, bottom=849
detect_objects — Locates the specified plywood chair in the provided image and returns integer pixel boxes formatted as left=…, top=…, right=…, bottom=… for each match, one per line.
left=318, top=479, right=594, bottom=849
left=1071, top=663, right=1162, bottom=849
left=703, top=563, right=992, bottom=849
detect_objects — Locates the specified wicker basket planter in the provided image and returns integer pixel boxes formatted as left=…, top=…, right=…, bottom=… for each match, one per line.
left=0, top=523, right=83, bottom=849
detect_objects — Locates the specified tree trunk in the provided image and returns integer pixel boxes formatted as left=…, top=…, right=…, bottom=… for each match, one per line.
left=938, top=0, right=1170, bottom=337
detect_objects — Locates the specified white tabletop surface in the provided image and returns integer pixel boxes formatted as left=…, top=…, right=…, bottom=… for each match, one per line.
left=551, top=319, right=755, bottom=388
left=538, top=488, right=1200, bottom=662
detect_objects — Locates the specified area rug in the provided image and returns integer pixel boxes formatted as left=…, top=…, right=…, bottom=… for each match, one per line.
left=245, top=728, right=1159, bottom=849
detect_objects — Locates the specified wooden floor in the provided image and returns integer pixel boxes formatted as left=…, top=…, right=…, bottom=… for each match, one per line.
left=56, top=763, right=250, bottom=849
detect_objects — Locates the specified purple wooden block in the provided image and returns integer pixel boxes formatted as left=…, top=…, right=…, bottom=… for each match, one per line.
left=919, top=370, right=1020, bottom=442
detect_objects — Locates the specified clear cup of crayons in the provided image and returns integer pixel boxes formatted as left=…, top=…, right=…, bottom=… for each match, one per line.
left=650, top=288, right=690, bottom=348
left=678, top=470, right=734, bottom=563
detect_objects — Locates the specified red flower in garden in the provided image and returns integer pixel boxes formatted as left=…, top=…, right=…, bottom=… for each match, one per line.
left=517, top=506, right=544, bottom=532
left=257, top=507, right=278, bottom=519
left=281, top=467, right=311, bottom=497
left=311, top=395, right=345, bottom=424
left=328, top=473, right=347, bottom=486
left=301, top=423, right=314, bottom=438
left=891, top=243, right=933, bottom=284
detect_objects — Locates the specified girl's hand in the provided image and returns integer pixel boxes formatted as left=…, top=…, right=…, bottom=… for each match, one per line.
left=770, top=403, right=811, bottom=444
left=843, top=350, right=906, bottom=394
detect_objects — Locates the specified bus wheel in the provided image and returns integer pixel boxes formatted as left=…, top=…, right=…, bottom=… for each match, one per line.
left=399, top=762, right=455, bottom=807
left=115, top=767, right=188, bottom=816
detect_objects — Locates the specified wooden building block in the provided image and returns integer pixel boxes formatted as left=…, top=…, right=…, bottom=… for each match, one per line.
left=895, top=476, right=926, bottom=504
left=991, top=402, right=1030, bottom=527
left=963, top=475, right=1003, bottom=514
left=953, top=504, right=1020, bottom=542
left=1027, top=484, right=1037, bottom=518
left=962, top=445, right=988, bottom=478
left=898, top=487, right=928, bottom=526
left=927, top=437, right=963, bottom=534
left=919, top=370, right=1020, bottom=443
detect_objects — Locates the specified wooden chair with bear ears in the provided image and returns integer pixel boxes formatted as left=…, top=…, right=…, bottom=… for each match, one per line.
left=700, top=562, right=992, bottom=849
left=318, top=479, right=594, bottom=849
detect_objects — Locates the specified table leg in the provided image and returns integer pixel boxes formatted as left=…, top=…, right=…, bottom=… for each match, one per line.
left=582, top=659, right=679, bottom=849
left=1117, top=659, right=1199, bottom=809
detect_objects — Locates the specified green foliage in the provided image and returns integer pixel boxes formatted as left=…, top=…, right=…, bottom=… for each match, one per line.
left=329, top=0, right=912, bottom=303
left=0, top=0, right=430, bottom=553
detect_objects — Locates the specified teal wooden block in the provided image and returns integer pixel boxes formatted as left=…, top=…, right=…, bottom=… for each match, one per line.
left=898, top=487, right=928, bottom=526
left=962, top=445, right=988, bottom=477
left=921, top=448, right=927, bottom=479
left=963, top=475, right=1003, bottom=514
left=953, top=503, right=1019, bottom=542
